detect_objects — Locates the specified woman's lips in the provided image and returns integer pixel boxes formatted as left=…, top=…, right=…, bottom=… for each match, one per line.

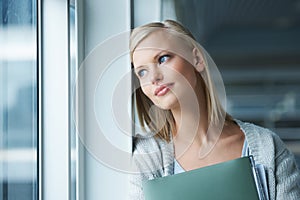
left=154, top=83, right=174, bottom=96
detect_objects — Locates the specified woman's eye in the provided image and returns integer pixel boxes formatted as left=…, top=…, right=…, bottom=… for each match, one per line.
left=158, top=55, right=170, bottom=64
left=137, top=69, right=147, bottom=78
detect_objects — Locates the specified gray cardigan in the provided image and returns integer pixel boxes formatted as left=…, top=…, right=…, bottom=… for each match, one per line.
left=129, top=120, right=300, bottom=200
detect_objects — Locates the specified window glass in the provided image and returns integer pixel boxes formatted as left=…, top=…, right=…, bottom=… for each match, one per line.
left=0, top=0, right=37, bottom=199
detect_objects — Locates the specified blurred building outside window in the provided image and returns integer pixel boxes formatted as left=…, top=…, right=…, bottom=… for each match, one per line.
left=0, top=0, right=37, bottom=199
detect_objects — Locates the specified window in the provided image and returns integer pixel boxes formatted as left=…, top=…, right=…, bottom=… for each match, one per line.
left=0, top=0, right=38, bottom=199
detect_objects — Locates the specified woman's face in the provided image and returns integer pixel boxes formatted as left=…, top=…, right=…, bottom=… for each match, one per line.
left=132, top=30, right=202, bottom=110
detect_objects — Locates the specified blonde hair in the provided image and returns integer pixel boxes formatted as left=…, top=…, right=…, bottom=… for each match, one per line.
left=130, top=20, right=232, bottom=142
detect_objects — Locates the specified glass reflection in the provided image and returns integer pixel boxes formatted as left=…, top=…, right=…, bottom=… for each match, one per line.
left=0, top=0, right=37, bottom=199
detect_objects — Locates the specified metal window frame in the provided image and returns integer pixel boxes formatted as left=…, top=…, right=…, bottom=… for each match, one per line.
left=38, top=0, right=71, bottom=200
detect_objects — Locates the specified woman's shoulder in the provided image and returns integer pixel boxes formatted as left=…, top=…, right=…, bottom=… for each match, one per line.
left=235, top=119, right=281, bottom=144
left=131, top=134, right=174, bottom=175
left=235, top=119, right=290, bottom=165
left=132, top=134, right=168, bottom=154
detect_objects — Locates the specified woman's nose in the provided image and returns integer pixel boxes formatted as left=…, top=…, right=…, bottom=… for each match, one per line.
left=150, top=69, right=163, bottom=85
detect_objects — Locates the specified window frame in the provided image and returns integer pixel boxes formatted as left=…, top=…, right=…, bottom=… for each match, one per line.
left=38, top=0, right=71, bottom=199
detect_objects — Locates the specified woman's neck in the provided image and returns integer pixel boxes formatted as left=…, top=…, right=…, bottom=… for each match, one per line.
left=171, top=77, right=209, bottom=147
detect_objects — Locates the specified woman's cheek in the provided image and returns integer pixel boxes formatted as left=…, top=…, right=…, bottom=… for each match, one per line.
left=141, top=85, right=152, bottom=99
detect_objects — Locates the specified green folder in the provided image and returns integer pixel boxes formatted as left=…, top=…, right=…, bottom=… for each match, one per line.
left=143, top=156, right=260, bottom=200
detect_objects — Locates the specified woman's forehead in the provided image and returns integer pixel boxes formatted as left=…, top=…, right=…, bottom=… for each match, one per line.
left=132, top=48, right=163, bottom=68
left=135, top=30, right=186, bottom=50
left=133, top=30, right=193, bottom=63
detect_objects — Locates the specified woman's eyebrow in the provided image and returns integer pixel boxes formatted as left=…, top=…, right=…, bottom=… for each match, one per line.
left=134, top=65, right=145, bottom=70
left=153, top=50, right=169, bottom=60
left=133, top=50, right=171, bottom=69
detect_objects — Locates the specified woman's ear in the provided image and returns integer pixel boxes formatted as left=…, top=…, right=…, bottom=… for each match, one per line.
left=193, top=48, right=205, bottom=72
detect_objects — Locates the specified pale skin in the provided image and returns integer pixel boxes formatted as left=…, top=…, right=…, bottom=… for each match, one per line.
left=133, top=30, right=245, bottom=171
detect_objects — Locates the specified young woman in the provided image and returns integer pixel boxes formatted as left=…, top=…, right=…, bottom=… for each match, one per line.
left=129, top=20, right=300, bottom=200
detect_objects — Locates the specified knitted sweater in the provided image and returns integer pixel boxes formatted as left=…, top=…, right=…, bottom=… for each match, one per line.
left=129, top=120, right=300, bottom=200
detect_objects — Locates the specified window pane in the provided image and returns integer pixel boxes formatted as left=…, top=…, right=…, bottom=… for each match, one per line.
left=0, top=0, right=37, bottom=199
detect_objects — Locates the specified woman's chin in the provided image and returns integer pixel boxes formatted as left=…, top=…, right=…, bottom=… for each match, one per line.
left=154, top=100, right=179, bottom=110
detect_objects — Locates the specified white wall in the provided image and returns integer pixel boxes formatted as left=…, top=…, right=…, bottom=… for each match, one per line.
left=76, top=0, right=132, bottom=199
left=133, top=0, right=161, bottom=26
